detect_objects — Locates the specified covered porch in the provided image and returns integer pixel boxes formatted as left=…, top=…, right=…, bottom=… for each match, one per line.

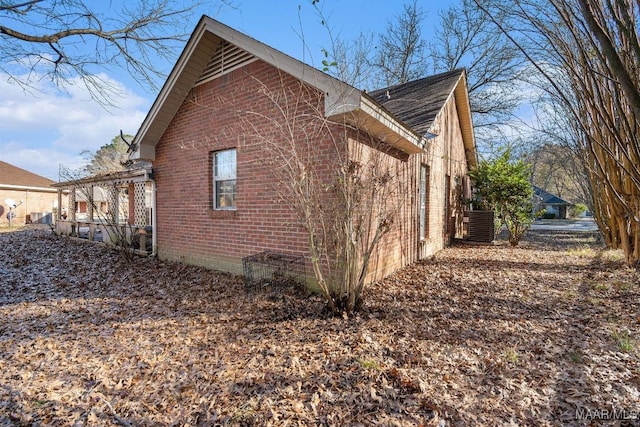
left=52, top=166, right=155, bottom=256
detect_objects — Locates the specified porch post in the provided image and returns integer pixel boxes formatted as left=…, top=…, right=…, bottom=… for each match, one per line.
left=69, top=188, right=76, bottom=236
left=56, top=189, right=62, bottom=221
left=87, top=186, right=94, bottom=221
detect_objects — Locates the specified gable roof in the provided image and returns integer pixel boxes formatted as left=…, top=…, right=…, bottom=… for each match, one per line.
left=370, top=69, right=477, bottom=167
left=533, top=186, right=571, bottom=205
left=132, top=15, right=476, bottom=164
left=0, top=160, right=55, bottom=190
left=370, top=69, right=465, bottom=135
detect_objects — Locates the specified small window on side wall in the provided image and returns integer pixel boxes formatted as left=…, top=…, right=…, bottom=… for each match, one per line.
left=419, top=164, right=429, bottom=240
left=213, top=149, right=237, bottom=210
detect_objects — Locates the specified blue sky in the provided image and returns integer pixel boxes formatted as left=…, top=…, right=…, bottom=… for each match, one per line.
left=0, top=0, right=457, bottom=181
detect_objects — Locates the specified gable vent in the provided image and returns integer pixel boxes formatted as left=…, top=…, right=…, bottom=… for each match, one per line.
left=195, top=40, right=257, bottom=86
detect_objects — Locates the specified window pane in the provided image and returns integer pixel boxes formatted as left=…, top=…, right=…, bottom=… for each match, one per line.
left=213, top=149, right=237, bottom=210
left=419, top=165, right=429, bottom=240
left=215, top=179, right=236, bottom=209
left=419, top=166, right=426, bottom=240
left=215, top=149, right=236, bottom=180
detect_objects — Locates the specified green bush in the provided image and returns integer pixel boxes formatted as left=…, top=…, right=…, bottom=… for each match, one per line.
left=569, top=203, right=588, bottom=218
left=469, top=149, right=534, bottom=246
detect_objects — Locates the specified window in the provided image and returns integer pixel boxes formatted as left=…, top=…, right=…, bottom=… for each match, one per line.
left=213, top=149, right=237, bottom=209
left=419, top=165, right=429, bottom=240
left=444, top=174, right=450, bottom=235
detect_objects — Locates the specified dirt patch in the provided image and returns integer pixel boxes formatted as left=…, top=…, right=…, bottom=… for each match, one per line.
left=0, top=227, right=638, bottom=425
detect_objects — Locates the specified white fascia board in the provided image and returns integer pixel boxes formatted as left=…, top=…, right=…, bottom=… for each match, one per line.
left=132, top=18, right=216, bottom=161
left=0, top=184, right=58, bottom=192
left=360, top=96, right=423, bottom=151
left=204, top=19, right=356, bottom=99
left=325, top=86, right=362, bottom=117
left=453, top=72, right=478, bottom=168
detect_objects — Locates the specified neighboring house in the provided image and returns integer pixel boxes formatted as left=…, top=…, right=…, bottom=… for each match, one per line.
left=124, top=16, right=477, bottom=280
left=0, top=160, right=64, bottom=226
left=533, top=185, right=571, bottom=219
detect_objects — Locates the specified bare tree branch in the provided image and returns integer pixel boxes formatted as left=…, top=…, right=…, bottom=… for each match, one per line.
left=473, top=0, right=640, bottom=265
left=0, top=0, right=233, bottom=106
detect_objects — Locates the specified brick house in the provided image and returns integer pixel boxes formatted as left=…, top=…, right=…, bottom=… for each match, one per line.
left=129, top=16, right=477, bottom=279
left=0, top=160, right=64, bottom=226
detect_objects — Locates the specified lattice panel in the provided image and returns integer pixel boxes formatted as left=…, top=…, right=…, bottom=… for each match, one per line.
left=98, top=184, right=119, bottom=223
left=68, top=190, right=76, bottom=221
left=134, top=182, right=147, bottom=225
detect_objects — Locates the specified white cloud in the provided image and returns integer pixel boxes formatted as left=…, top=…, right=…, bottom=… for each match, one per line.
left=0, top=142, right=85, bottom=181
left=0, top=72, right=151, bottom=181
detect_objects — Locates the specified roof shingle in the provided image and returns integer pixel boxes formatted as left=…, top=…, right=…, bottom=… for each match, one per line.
left=533, top=186, right=571, bottom=205
left=368, top=69, right=465, bottom=135
left=0, top=161, right=55, bottom=189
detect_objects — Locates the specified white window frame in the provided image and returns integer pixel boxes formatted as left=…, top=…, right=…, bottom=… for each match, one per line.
left=213, top=149, right=237, bottom=210
left=419, top=164, right=429, bottom=240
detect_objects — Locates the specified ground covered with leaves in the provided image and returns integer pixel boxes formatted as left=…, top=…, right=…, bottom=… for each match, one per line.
left=0, top=226, right=638, bottom=426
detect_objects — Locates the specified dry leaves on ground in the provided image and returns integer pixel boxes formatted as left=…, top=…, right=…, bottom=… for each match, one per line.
left=0, top=226, right=639, bottom=426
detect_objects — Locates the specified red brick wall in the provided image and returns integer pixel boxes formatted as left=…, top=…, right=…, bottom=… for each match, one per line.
left=352, top=91, right=472, bottom=281
left=153, top=59, right=471, bottom=280
left=154, top=60, right=346, bottom=273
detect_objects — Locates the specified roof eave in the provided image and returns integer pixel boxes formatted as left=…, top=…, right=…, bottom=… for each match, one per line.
left=131, top=16, right=361, bottom=161
left=0, top=184, right=58, bottom=193
left=453, top=71, right=478, bottom=169
left=52, top=167, right=152, bottom=189
left=328, top=95, right=425, bottom=155
left=132, top=17, right=220, bottom=161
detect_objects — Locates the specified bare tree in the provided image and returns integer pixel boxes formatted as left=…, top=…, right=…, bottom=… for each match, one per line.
left=177, top=60, right=402, bottom=314
left=524, top=98, right=594, bottom=209
left=311, top=0, right=428, bottom=89
left=239, top=75, right=400, bottom=314
left=322, top=32, right=376, bottom=89
left=0, top=0, right=231, bottom=104
left=527, top=143, right=589, bottom=204
left=576, top=0, right=640, bottom=120
left=473, top=0, right=640, bottom=266
left=324, top=0, right=526, bottom=157
left=429, top=0, right=527, bottom=155
left=371, top=0, right=429, bottom=87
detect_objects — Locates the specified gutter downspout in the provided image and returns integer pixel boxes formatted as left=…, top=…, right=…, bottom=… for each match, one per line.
left=151, top=178, right=157, bottom=257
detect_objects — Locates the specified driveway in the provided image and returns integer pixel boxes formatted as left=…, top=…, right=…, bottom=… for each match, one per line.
left=530, top=217, right=599, bottom=232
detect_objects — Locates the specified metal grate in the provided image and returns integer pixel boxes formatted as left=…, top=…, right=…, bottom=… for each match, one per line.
left=466, top=210, right=495, bottom=243
left=242, top=251, right=307, bottom=292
